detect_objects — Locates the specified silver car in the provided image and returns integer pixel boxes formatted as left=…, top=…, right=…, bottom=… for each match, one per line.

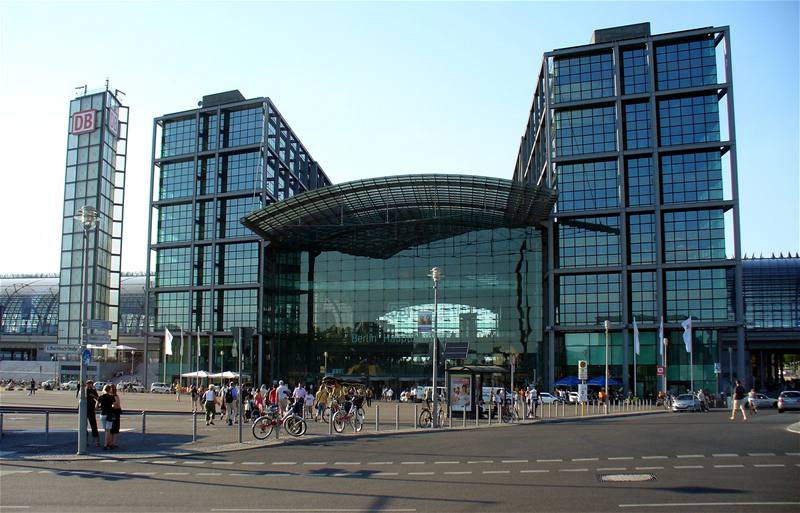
left=777, top=391, right=800, bottom=413
left=749, top=393, right=777, bottom=409
left=671, top=394, right=701, bottom=412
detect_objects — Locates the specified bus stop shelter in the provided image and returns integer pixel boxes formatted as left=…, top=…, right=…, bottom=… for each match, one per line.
left=446, top=365, right=509, bottom=419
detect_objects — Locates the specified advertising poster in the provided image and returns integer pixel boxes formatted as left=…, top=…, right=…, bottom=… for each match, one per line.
left=418, top=310, right=432, bottom=333
left=450, top=375, right=472, bottom=412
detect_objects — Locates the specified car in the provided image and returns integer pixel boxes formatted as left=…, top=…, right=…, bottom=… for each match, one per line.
left=671, top=393, right=701, bottom=412
left=750, top=393, right=777, bottom=409
left=93, top=381, right=107, bottom=391
left=777, top=391, right=800, bottom=413
left=61, top=380, right=79, bottom=391
left=537, top=392, right=560, bottom=404
left=41, top=379, right=57, bottom=390
left=567, top=391, right=579, bottom=403
left=150, top=382, right=170, bottom=393
left=122, top=382, right=145, bottom=393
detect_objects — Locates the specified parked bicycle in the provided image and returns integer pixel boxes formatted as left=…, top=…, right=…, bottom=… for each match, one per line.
left=418, top=400, right=447, bottom=428
left=252, top=400, right=307, bottom=439
left=332, top=396, right=365, bottom=433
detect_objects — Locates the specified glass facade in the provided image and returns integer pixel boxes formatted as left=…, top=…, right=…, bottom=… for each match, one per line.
left=552, top=52, right=615, bottom=103
left=555, top=160, right=618, bottom=212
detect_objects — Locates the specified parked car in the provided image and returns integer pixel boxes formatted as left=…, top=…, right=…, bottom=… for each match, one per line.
left=777, top=391, right=800, bottom=413
left=122, top=382, right=145, bottom=393
left=150, top=382, right=170, bottom=394
left=537, top=392, right=561, bottom=404
left=61, top=380, right=79, bottom=391
left=671, top=393, right=701, bottom=412
left=93, top=381, right=107, bottom=391
left=41, top=379, right=57, bottom=390
left=750, top=393, right=777, bottom=409
left=567, top=391, right=579, bottom=403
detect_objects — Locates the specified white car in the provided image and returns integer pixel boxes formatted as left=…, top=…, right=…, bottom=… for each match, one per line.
left=150, top=382, right=170, bottom=393
left=749, top=393, right=777, bottom=409
left=537, top=392, right=560, bottom=404
left=61, top=380, right=79, bottom=391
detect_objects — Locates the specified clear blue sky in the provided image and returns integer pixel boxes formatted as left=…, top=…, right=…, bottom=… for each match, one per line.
left=0, top=1, right=797, bottom=273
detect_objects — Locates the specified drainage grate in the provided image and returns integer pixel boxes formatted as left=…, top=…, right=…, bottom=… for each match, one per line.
left=600, top=473, right=656, bottom=482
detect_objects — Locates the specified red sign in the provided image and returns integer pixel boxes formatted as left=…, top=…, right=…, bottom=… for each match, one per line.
left=657, top=365, right=665, bottom=377
left=107, top=107, right=119, bottom=136
left=71, top=109, right=96, bottom=135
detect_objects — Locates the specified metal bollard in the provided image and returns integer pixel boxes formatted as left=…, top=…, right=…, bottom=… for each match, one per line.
left=522, top=401, right=527, bottom=421
left=375, top=405, right=380, bottom=432
left=328, top=411, right=333, bottom=436
left=448, top=406, right=452, bottom=428
left=0, top=412, right=3, bottom=437
left=141, top=411, right=146, bottom=440
left=395, top=404, right=399, bottom=431
left=275, top=421, right=280, bottom=440
left=575, top=402, right=578, bottom=416
left=476, top=407, right=479, bottom=427
left=547, top=403, right=551, bottom=418
left=192, top=411, right=197, bottom=443
left=488, top=405, right=492, bottom=426
left=463, top=408, right=466, bottom=428
left=45, top=411, right=50, bottom=443
left=414, top=404, right=418, bottom=430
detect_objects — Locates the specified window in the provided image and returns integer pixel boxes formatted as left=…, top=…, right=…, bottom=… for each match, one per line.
left=154, top=291, right=190, bottom=330
left=658, top=95, right=720, bottom=146
left=223, top=107, right=263, bottom=148
left=157, top=204, right=192, bottom=243
left=626, top=157, right=654, bottom=207
left=552, top=52, right=615, bottom=103
left=655, top=38, right=717, bottom=91
left=558, top=216, right=621, bottom=268
left=159, top=160, right=194, bottom=200
left=556, top=160, right=618, bottom=212
left=554, top=106, right=617, bottom=157
left=663, top=209, right=726, bottom=262
left=217, top=289, right=258, bottom=331
left=156, top=247, right=192, bottom=287
left=558, top=273, right=622, bottom=325
left=194, top=245, right=213, bottom=286
left=196, top=157, right=216, bottom=196
left=199, top=113, right=218, bottom=152
left=218, top=196, right=262, bottom=239
left=630, top=272, right=658, bottom=321
left=628, top=214, right=656, bottom=265
left=220, top=151, right=263, bottom=193
left=624, top=102, right=651, bottom=150
left=195, top=200, right=214, bottom=241
left=661, top=151, right=723, bottom=204
left=219, top=242, right=259, bottom=284
left=161, top=117, right=196, bottom=158
left=666, top=268, right=730, bottom=321
left=622, top=47, right=649, bottom=94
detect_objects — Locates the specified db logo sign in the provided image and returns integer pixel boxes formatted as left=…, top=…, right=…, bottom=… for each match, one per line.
left=71, top=109, right=97, bottom=135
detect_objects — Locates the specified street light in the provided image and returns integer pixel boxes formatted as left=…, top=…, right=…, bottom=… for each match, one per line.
left=75, top=205, right=98, bottom=455
left=130, top=350, right=135, bottom=376
left=430, top=267, right=444, bottom=428
left=604, top=320, right=610, bottom=415
left=324, top=351, right=328, bottom=376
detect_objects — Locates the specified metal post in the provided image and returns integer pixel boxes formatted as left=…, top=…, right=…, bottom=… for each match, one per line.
left=141, top=411, right=146, bottom=440
left=395, top=403, right=399, bottom=431
left=375, top=405, right=380, bottom=432
left=463, top=408, right=466, bottom=428
left=488, top=401, right=492, bottom=425
left=414, top=404, right=418, bottom=430
left=45, top=411, right=50, bottom=443
left=575, top=401, right=578, bottom=417
left=476, top=406, right=479, bottom=427
left=0, top=412, right=3, bottom=437
left=328, top=412, right=333, bottom=435
left=192, top=411, right=197, bottom=443
left=431, top=267, right=443, bottom=428
left=76, top=206, right=97, bottom=455
left=237, top=327, right=243, bottom=444
left=604, top=320, right=610, bottom=415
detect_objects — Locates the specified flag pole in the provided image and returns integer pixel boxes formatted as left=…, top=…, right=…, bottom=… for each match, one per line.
left=179, top=327, right=184, bottom=390
left=634, top=350, right=637, bottom=398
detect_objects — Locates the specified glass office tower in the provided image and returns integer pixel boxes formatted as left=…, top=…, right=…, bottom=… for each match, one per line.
left=58, top=86, right=129, bottom=348
left=513, top=24, right=744, bottom=397
left=144, top=91, right=331, bottom=385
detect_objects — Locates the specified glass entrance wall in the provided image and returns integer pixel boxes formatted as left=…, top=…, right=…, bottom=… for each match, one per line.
left=269, top=228, right=544, bottom=388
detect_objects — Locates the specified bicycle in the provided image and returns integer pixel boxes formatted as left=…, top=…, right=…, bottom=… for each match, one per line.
left=418, top=401, right=446, bottom=428
left=251, top=402, right=308, bottom=440
left=332, top=397, right=365, bottom=433
left=501, top=403, right=519, bottom=423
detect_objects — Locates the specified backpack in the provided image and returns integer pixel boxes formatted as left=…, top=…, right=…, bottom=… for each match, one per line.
left=225, top=389, right=233, bottom=403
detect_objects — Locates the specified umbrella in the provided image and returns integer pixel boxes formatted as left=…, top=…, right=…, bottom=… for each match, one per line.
left=587, top=376, right=622, bottom=386
left=112, top=345, right=137, bottom=351
left=207, top=371, right=239, bottom=379
left=553, top=376, right=580, bottom=386
left=181, top=371, right=209, bottom=378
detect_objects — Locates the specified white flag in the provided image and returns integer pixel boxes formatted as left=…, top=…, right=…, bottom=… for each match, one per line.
left=658, top=316, right=664, bottom=356
left=633, top=317, right=640, bottom=356
left=179, top=329, right=184, bottom=356
left=681, top=316, right=692, bottom=353
left=165, top=328, right=173, bottom=356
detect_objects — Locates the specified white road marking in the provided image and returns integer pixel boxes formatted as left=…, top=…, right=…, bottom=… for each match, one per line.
left=0, top=506, right=31, bottom=509
left=786, top=452, right=800, bottom=456
left=608, top=457, right=634, bottom=460
left=482, top=470, right=510, bottom=474
left=674, top=465, right=703, bottom=469
left=242, top=462, right=265, bottom=466
left=676, top=454, right=704, bottom=458
left=37, top=470, right=54, bottom=474
left=164, top=472, right=189, bottom=475
left=642, top=456, right=668, bottom=460
left=154, top=460, right=177, bottom=464
left=408, top=471, right=435, bottom=475
left=713, top=464, right=744, bottom=468
left=301, top=462, right=325, bottom=465
left=334, top=462, right=361, bottom=466
left=467, top=460, right=494, bottom=464
left=444, top=471, right=472, bottom=475
left=748, top=452, right=775, bottom=457
left=184, top=460, right=207, bottom=465
left=559, top=468, right=589, bottom=472
left=636, top=466, right=664, bottom=470
left=502, top=459, right=529, bottom=463
left=367, top=461, right=393, bottom=465
left=401, top=461, right=425, bottom=465
left=572, top=458, right=599, bottom=462
left=434, top=461, right=459, bottom=464
left=712, top=453, right=738, bottom=458
left=99, top=459, right=116, bottom=463
left=597, top=467, right=627, bottom=471
left=212, top=461, right=234, bottom=465
left=272, top=462, right=297, bottom=465
left=229, top=473, right=252, bottom=476
left=521, top=469, right=549, bottom=473
left=753, top=464, right=785, bottom=468
left=537, top=459, right=562, bottom=463
left=131, top=472, right=156, bottom=476
left=373, top=472, right=399, bottom=476
left=332, top=473, right=350, bottom=477
left=619, top=501, right=800, bottom=508
left=196, top=472, right=222, bottom=476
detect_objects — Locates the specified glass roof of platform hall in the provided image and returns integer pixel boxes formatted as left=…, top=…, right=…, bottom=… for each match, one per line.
left=242, top=174, right=557, bottom=259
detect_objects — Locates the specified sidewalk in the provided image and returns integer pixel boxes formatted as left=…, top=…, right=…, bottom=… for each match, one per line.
left=0, top=390, right=665, bottom=461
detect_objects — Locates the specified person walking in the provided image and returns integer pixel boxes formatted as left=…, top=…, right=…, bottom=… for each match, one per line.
left=276, top=380, right=290, bottom=414
left=747, top=388, right=758, bottom=415
left=28, top=378, right=36, bottom=396
left=85, top=380, right=100, bottom=447
left=730, top=380, right=748, bottom=421
left=224, top=383, right=235, bottom=426
left=175, top=381, right=181, bottom=402
left=109, top=384, right=123, bottom=449
left=292, top=381, right=307, bottom=416
left=97, top=384, right=115, bottom=450
left=190, top=385, right=198, bottom=413
left=268, top=383, right=278, bottom=408
left=204, top=385, right=217, bottom=425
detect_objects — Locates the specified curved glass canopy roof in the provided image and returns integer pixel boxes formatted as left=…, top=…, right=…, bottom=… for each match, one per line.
left=242, top=174, right=557, bottom=259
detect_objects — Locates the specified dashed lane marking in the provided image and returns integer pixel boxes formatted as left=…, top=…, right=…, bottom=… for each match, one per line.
left=642, top=456, right=668, bottom=460
left=537, top=459, right=562, bottom=463
left=619, top=501, right=800, bottom=508
left=713, top=464, right=744, bottom=468
left=520, top=469, right=549, bottom=473
left=408, top=472, right=435, bottom=475
left=434, top=461, right=459, bottom=464
left=373, top=472, right=399, bottom=476
left=302, top=462, right=326, bottom=465
left=559, top=468, right=589, bottom=472
left=712, top=453, right=738, bottom=458
left=467, top=460, right=494, bottom=464
left=636, top=466, right=664, bottom=470
left=131, top=472, right=156, bottom=476
left=154, top=460, right=177, bottom=465
left=597, top=467, right=627, bottom=471
left=786, top=452, right=800, bottom=456
left=444, top=471, right=472, bottom=475
left=334, top=462, right=361, bottom=466
left=212, top=462, right=234, bottom=465
left=676, top=455, right=704, bottom=458
left=272, top=462, right=297, bottom=465
left=164, top=472, right=189, bottom=475
left=242, top=462, right=265, bottom=465
left=367, top=462, right=393, bottom=465
left=183, top=460, right=208, bottom=465
left=502, top=459, right=529, bottom=463
left=748, top=453, right=775, bottom=457
left=196, top=472, right=222, bottom=476
left=401, top=461, right=425, bottom=465
left=572, top=458, right=599, bottom=462
left=753, top=464, right=785, bottom=468
left=482, top=470, right=510, bottom=474
left=99, top=459, right=116, bottom=463
left=608, top=457, right=634, bottom=461
left=674, top=465, right=703, bottom=469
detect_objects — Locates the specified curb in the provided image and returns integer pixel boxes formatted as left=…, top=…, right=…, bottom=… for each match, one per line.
left=3, top=408, right=666, bottom=462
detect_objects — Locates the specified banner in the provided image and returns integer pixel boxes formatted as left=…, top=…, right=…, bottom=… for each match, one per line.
left=658, top=316, right=664, bottom=356
left=449, top=375, right=472, bottom=412
left=633, top=317, right=640, bottom=356
left=681, top=316, right=692, bottom=353
left=165, top=327, right=173, bottom=356
left=418, top=310, right=432, bottom=333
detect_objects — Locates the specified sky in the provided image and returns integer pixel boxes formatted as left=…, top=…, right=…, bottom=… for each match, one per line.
left=0, top=1, right=798, bottom=274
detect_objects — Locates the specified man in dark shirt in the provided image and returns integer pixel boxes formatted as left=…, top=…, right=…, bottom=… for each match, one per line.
left=85, top=380, right=100, bottom=447
left=730, top=380, right=747, bottom=422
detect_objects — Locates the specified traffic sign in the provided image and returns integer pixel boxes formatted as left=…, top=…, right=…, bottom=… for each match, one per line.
left=82, top=349, right=92, bottom=365
left=45, top=345, right=82, bottom=354
left=85, top=319, right=112, bottom=331
left=577, top=360, right=588, bottom=380
left=713, top=362, right=721, bottom=374
left=657, top=365, right=665, bottom=377
left=86, top=334, right=111, bottom=344
left=578, top=383, right=588, bottom=402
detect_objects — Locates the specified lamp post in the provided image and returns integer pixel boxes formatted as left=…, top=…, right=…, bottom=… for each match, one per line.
left=604, top=320, right=610, bottom=414
left=430, top=267, right=443, bottom=428
left=664, top=337, right=669, bottom=395
left=75, top=205, right=98, bottom=455
left=324, top=351, right=328, bottom=376
left=130, top=350, right=135, bottom=376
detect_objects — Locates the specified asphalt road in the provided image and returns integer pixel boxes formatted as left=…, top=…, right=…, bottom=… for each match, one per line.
left=1, top=410, right=798, bottom=513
